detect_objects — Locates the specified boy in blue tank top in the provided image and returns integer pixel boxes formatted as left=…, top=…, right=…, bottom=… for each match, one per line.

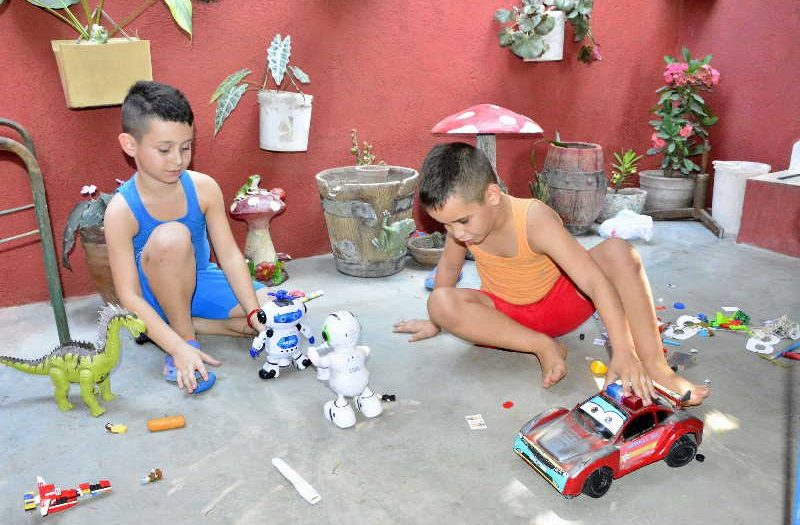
left=105, top=81, right=269, bottom=394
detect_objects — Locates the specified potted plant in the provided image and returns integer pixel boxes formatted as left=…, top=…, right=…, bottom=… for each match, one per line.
left=641, top=47, right=720, bottom=211
left=211, top=34, right=312, bottom=152
left=22, top=0, right=193, bottom=108
left=62, top=183, right=118, bottom=303
left=494, top=0, right=600, bottom=63
left=597, top=149, right=646, bottom=222
left=407, top=231, right=446, bottom=267
left=315, top=131, right=418, bottom=277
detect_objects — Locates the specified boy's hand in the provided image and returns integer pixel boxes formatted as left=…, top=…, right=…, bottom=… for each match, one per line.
left=604, top=352, right=656, bottom=404
left=173, top=344, right=221, bottom=393
left=393, top=319, right=440, bottom=342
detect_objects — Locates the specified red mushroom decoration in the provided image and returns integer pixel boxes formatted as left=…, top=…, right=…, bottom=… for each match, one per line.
left=431, top=103, right=543, bottom=192
left=229, top=174, right=289, bottom=286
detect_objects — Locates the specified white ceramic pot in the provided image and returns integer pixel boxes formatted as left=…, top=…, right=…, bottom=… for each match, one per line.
left=257, top=90, right=313, bottom=152
left=598, top=188, right=648, bottom=222
left=523, top=10, right=565, bottom=62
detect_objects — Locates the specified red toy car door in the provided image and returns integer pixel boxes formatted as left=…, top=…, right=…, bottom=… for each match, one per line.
left=617, top=413, right=666, bottom=474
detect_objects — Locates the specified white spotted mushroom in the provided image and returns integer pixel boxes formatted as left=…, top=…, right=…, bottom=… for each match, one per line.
left=431, top=103, right=543, bottom=191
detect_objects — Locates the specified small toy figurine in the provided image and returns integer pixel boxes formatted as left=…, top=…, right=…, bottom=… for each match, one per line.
left=250, top=290, right=318, bottom=379
left=513, top=381, right=703, bottom=498
left=0, top=305, right=146, bottom=417
left=104, top=422, right=128, bottom=434
left=307, top=311, right=382, bottom=429
left=24, top=476, right=111, bottom=517
left=140, top=468, right=163, bottom=485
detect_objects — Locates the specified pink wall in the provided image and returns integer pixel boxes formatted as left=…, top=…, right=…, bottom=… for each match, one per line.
left=0, top=0, right=795, bottom=307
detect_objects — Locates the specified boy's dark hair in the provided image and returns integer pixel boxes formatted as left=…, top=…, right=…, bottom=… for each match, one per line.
left=419, top=142, right=497, bottom=210
left=121, top=81, right=194, bottom=139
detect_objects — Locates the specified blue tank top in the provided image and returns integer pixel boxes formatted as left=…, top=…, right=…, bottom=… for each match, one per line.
left=117, top=171, right=211, bottom=270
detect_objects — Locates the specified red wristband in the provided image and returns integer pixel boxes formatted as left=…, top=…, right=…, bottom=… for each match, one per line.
left=247, top=308, right=262, bottom=330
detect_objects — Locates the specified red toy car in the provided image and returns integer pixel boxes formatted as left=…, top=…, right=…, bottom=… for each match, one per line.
left=513, top=382, right=703, bottom=498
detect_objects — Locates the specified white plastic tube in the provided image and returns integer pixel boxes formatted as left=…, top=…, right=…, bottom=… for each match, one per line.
left=271, top=457, right=321, bottom=505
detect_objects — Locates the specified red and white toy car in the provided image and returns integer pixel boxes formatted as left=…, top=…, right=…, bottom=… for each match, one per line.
left=513, top=382, right=703, bottom=498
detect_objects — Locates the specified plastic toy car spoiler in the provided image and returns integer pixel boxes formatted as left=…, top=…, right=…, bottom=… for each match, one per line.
left=652, top=381, right=691, bottom=408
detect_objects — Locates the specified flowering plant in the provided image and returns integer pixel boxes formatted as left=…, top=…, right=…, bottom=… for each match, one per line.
left=62, top=183, right=116, bottom=269
left=647, top=48, right=720, bottom=177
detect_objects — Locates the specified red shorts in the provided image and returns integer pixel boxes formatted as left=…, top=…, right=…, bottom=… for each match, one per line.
left=480, top=274, right=596, bottom=338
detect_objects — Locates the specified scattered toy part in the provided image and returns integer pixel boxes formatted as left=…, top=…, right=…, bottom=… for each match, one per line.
left=502, top=400, right=514, bottom=409
left=272, top=458, right=321, bottom=505
left=104, top=422, right=127, bottom=434
left=147, top=415, right=185, bottom=432
left=140, top=468, right=163, bottom=485
left=465, top=414, right=487, bottom=430
left=381, top=394, right=396, bottom=402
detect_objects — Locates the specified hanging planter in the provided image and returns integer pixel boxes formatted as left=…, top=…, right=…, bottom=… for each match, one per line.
left=522, top=10, right=565, bottom=62
left=52, top=38, right=153, bottom=108
left=213, top=34, right=312, bottom=152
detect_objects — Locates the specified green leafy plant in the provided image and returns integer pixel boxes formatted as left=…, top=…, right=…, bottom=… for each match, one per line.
left=62, top=184, right=114, bottom=269
left=211, top=34, right=311, bottom=136
left=350, top=129, right=385, bottom=166
left=609, top=149, right=643, bottom=191
left=23, top=0, right=192, bottom=42
left=494, top=0, right=599, bottom=63
left=647, top=48, right=720, bottom=177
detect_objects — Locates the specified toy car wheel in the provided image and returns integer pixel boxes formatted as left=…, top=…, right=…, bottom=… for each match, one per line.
left=581, top=467, right=613, bottom=498
left=665, top=435, right=697, bottom=467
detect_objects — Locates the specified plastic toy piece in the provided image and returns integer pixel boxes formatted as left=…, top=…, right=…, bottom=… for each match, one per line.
left=307, top=311, right=383, bottom=429
left=0, top=305, right=146, bottom=417
left=24, top=476, right=111, bottom=517
left=250, top=290, right=318, bottom=380
left=140, top=468, right=163, bottom=485
left=513, top=382, right=703, bottom=499
left=104, top=422, right=127, bottom=434
left=147, top=415, right=185, bottom=432
left=503, top=400, right=515, bottom=409
left=589, top=360, right=607, bottom=376
left=272, top=458, right=321, bottom=505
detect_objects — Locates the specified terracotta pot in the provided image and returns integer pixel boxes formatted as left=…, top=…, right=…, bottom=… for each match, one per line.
left=79, top=227, right=119, bottom=304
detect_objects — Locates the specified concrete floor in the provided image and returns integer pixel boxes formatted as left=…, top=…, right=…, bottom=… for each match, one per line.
left=0, top=221, right=797, bottom=525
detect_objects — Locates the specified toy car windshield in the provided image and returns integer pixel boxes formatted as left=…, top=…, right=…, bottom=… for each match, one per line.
left=577, top=396, right=627, bottom=438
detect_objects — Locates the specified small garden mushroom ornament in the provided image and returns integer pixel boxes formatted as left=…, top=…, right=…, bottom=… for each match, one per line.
left=431, top=103, right=543, bottom=192
left=230, top=174, right=290, bottom=286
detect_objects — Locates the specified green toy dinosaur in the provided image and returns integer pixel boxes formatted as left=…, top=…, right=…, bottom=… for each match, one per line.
left=0, top=304, right=146, bottom=417
left=372, top=213, right=416, bottom=255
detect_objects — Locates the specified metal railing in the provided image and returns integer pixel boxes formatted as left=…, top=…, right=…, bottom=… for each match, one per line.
left=0, top=119, right=70, bottom=344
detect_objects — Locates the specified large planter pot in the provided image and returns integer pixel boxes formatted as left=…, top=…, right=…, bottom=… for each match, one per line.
left=541, top=141, right=606, bottom=235
left=316, top=165, right=419, bottom=277
left=79, top=227, right=119, bottom=304
left=257, top=90, right=313, bottom=152
left=52, top=38, right=153, bottom=109
left=597, top=188, right=648, bottom=222
left=639, top=170, right=696, bottom=211
left=521, top=10, right=565, bottom=62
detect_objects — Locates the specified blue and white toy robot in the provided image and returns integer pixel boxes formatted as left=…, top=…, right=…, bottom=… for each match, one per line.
left=250, top=290, right=317, bottom=379
left=307, top=311, right=382, bottom=429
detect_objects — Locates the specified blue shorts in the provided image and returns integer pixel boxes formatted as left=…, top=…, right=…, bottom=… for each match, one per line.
left=138, top=262, right=265, bottom=321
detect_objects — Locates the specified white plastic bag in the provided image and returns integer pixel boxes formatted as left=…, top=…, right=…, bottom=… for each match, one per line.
left=598, top=209, right=653, bottom=242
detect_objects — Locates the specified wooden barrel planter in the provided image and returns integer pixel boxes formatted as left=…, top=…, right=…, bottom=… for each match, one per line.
left=315, top=165, right=419, bottom=277
left=79, top=227, right=120, bottom=304
left=541, top=142, right=606, bottom=235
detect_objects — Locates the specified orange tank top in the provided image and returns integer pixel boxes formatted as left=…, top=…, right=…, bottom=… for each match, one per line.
left=470, top=196, right=561, bottom=305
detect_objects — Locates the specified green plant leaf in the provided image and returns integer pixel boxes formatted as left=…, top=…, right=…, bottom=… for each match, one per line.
left=534, top=14, right=555, bottom=35
left=267, top=34, right=291, bottom=87
left=289, top=65, right=310, bottom=84
left=210, top=69, right=251, bottom=103
left=681, top=47, right=691, bottom=62
left=214, top=83, right=248, bottom=136
left=61, top=200, right=91, bottom=269
left=701, top=115, right=718, bottom=126
left=26, top=0, right=81, bottom=8
left=499, top=31, right=514, bottom=46
left=163, top=0, right=192, bottom=37
left=494, top=8, right=512, bottom=23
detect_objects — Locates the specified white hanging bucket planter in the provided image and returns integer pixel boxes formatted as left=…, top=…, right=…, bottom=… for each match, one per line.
left=257, top=90, right=313, bottom=152
left=523, top=10, right=565, bottom=62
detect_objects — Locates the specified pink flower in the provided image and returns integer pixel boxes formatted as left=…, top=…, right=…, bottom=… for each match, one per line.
left=679, top=124, right=693, bottom=138
left=591, top=43, right=603, bottom=62
left=651, top=132, right=666, bottom=149
left=663, top=62, right=689, bottom=86
left=80, top=184, right=97, bottom=197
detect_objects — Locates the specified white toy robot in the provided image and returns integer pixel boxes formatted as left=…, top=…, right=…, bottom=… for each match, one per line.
left=250, top=290, right=316, bottom=379
left=307, top=311, right=382, bottom=429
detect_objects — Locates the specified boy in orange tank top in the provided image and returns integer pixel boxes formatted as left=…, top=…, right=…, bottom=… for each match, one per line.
left=394, top=143, right=709, bottom=405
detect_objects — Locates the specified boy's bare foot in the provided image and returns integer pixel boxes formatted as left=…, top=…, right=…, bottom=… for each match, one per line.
left=644, top=361, right=710, bottom=406
left=536, top=340, right=567, bottom=388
